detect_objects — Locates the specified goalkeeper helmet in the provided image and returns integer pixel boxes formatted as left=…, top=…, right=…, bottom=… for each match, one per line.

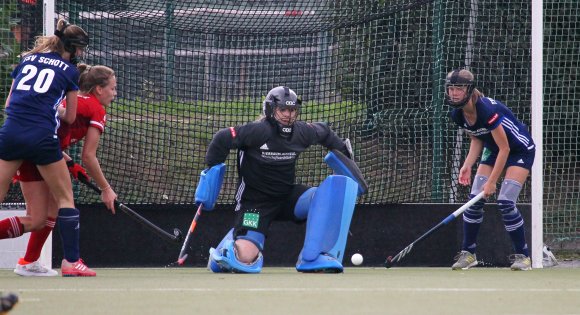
left=262, top=86, right=302, bottom=137
left=445, top=69, right=475, bottom=108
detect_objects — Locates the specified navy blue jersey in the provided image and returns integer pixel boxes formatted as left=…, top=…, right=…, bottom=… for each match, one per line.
left=450, top=97, right=535, bottom=154
left=6, top=52, right=79, bottom=135
left=206, top=119, right=347, bottom=198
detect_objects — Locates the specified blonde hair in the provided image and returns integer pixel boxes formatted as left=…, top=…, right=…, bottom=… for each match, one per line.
left=22, top=19, right=88, bottom=57
left=470, top=88, right=483, bottom=104
left=77, top=64, right=115, bottom=94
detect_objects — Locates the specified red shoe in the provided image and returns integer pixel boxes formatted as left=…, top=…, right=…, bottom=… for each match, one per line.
left=61, top=259, right=96, bottom=277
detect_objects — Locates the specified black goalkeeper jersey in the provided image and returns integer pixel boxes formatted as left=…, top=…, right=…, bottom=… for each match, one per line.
left=205, top=118, right=347, bottom=199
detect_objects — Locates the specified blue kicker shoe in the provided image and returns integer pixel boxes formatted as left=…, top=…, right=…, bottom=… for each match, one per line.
left=296, top=252, right=344, bottom=273
left=207, top=248, right=227, bottom=273
left=210, top=241, right=263, bottom=274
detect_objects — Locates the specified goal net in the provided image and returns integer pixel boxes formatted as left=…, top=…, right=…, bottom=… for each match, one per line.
left=0, top=0, right=577, bottom=247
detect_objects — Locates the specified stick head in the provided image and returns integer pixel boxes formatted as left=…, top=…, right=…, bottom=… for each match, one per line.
left=173, top=228, right=184, bottom=243
left=384, top=256, right=394, bottom=268
left=177, top=254, right=188, bottom=266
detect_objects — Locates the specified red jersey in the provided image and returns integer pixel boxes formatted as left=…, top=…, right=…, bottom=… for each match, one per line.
left=58, top=94, right=106, bottom=150
left=17, top=94, right=106, bottom=182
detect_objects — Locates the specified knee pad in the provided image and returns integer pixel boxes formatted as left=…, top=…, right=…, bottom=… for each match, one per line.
left=497, top=179, right=524, bottom=231
left=208, top=229, right=265, bottom=273
left=498, top=179, right=523, bottom=203
left=297, top=175, right=358, bottom=272
left=470, top=175, right=488, bottom=195
left=294, top=187, right=317, bottom=220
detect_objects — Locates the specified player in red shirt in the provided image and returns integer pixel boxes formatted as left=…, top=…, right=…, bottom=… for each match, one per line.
left=13, top=64, right=117, bottom=277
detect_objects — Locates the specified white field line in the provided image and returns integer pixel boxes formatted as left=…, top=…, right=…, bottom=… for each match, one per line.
left=3, top=287, right=580, bottom=293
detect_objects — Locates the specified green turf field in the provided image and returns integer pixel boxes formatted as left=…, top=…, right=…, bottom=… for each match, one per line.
left=1, top=267, right=579, bottom=315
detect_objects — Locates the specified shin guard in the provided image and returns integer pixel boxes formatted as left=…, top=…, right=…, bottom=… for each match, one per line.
left=57, top=208, right=80, bottom=263
left=296, top=175, right=358, bottom=273
left=293, top=187, right=317, bottom=220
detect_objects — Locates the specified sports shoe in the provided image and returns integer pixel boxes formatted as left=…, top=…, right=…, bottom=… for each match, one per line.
left=61, top=259, right=96, bottom=277
left=14, top=258, right=58, bottom=277
left=510, top=254, right=532, bottom=271
left=452, top=250, right=478, bottom=270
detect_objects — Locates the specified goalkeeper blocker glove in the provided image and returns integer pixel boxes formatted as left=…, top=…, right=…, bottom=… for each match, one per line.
left=66, top=160, right=90, bottom=181
left=194, top=163, right=226, bottom=211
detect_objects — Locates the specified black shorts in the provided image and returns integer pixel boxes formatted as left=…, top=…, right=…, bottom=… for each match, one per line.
left=233, top=184, right=310, bottom=238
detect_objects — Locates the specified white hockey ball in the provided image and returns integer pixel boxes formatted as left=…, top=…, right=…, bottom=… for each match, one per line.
left=351, top=253, right=363, bottom=266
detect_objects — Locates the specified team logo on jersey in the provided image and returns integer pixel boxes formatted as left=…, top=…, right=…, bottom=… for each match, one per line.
left=229, top=127, right=237, bottom=138
left=487, top=113, right=499, bottom=125
left=260, top=143, right=269, bottom=150
left=242, top=213, right=260, bottom=229
left=481, top=147, right=491, bottom=161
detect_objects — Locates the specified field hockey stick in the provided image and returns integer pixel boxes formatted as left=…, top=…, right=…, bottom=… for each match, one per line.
left=176, top=203, right=203, bottom=265
left=78, top=177, right=183, bottom=243
left=385, top=191, right=485, bottom=268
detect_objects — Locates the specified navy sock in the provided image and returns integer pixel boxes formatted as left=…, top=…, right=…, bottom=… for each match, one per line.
left=498, top=200, right=529, bottom=257
left=461, top=195, right=485, bottom=254
left=462, top=221, right=481, bottom=254
left=508, top=225, right=529, bottom=256
left=57, top=208, right=80, bottom=262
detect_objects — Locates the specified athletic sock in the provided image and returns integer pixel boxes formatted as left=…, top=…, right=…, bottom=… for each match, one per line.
left=24, top=216, right=56, bottom=263
left=0, top=216, right=24, bottom=239
left=57, top=208, right=80, bottom=263
left=498, top=200, right=529, bottom=257
left=462, top=221, right=481, bottom=254
left=508, top=225, right=529, bottom=256
left=461, top=194, right=485, bottom=254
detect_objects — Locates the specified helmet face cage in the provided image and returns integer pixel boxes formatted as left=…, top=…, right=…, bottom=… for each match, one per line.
left=64, top=34, right=89, bottom=52
left=55, top=22, right=89, bottom=64
left=262, top=86, right=302, bottom=120
left=444, top=69, right=475, bottom=108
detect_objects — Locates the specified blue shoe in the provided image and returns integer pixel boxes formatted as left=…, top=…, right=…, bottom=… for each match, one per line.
left=211, top=241, right=263, bottom=274
left=296, top=252, right=343, bottom=273
left=207, top=248, right=227, bottom=273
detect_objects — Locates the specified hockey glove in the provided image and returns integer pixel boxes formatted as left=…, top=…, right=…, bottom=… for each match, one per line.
left=66, top=160, right=90, bottom=181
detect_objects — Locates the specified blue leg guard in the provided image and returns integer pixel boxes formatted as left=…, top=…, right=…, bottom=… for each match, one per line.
left=296, top=175, right=358, bottom=273
left=294, top=187, right=317, bottom=220
left=208, top=229, right=265, bottom=273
